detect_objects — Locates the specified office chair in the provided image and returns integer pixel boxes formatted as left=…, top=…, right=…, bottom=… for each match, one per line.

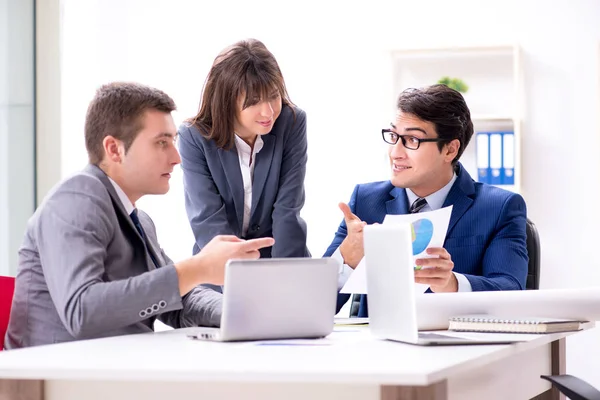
left=540, top=375, right=600, bottom=400
left=525, top=218, right=540, bottom=290
left=348, top=217, right=542, bottom=316
left=0, top=276, right=15, bottom=351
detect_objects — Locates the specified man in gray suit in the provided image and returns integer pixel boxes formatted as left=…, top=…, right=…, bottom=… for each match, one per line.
left=4, top=82, right=274, bottom=349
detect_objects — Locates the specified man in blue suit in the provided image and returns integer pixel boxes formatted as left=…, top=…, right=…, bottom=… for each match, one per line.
left=324, top=84, right=528, bottom=317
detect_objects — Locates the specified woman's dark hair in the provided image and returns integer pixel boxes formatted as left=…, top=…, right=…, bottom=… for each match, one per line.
left=187, top=38, right=294, bottom=149
left=397, top=84, right=474, bottom=165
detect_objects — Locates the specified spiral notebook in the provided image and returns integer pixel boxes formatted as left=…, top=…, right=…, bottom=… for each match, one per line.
left=448, top=315, right=585, bottom=334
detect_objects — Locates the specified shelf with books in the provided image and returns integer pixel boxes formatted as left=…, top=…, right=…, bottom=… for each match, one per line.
left=388, top=45, right=524, bottom=193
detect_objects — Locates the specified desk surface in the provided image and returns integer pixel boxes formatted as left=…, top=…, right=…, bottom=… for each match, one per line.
left=0, top=326, right=592, bottom=386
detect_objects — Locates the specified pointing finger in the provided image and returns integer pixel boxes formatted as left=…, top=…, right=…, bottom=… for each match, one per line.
left=241, top=237, right=275, bottom=252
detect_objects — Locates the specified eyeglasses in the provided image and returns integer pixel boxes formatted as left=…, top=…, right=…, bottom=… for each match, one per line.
left=381, top=129, right=446, bottom=150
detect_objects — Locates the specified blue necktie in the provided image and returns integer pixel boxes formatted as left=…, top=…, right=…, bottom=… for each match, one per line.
left=130, top=209, right=159, bottom=268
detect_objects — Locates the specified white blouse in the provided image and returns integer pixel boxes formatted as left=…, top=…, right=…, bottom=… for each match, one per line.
left=233, top=134, right=264, bottom=236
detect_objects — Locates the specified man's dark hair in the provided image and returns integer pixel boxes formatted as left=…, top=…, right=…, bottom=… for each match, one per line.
left=397, top=84, right=473, bottom=165
left=85, top=82, right=177, bottom=165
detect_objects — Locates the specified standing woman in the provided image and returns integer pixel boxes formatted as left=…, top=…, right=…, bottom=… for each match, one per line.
left=178, top=38, right=310, bottom=265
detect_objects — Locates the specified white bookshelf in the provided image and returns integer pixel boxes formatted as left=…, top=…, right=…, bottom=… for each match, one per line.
left=388, top=45, right=524, bottom=193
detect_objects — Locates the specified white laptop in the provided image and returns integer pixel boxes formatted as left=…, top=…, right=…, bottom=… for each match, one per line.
left=363, top=223, right=524, bottom=345
left=188, top=257, right=339, bottom=342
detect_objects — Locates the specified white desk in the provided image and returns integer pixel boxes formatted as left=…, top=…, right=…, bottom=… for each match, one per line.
left=0, top=325, right=592, bottom=400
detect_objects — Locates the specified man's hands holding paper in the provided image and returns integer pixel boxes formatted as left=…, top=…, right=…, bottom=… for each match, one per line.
left=414, top=247, right=458, bottom=293
left=337, top=202, right=458, bottom=293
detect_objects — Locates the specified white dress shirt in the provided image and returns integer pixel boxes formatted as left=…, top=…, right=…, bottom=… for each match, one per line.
left=108, top=177, right=135, bottom=215
left=234, top=134, right=264, bottom=237
left=334, top=172, right=473, bottom=292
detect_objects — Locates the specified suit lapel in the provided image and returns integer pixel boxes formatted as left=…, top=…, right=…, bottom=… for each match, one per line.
left=386, top=186, right=409, bottom=215
left=251, top=134, right=275, bottom=216
left=443, top=164, right=475, bottom=235
left=84, top=164, right=159, bottom=270
left=218, top=147, right=245, bottom=235
left=85, top=165, right=141, bottom=240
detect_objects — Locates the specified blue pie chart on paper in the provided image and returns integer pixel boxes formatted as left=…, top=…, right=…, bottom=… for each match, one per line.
left=411, top=219, right=434, bottom=255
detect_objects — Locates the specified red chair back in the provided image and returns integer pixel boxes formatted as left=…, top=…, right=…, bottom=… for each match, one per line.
left=0, top=276, right=15, bottom=351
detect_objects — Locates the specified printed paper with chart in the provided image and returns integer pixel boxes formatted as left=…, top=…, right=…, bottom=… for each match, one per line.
left=340, top=205, right=453, bottom=294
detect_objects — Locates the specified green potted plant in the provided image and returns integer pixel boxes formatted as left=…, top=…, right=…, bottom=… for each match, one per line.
left=437, top=76, right=469, bottom=93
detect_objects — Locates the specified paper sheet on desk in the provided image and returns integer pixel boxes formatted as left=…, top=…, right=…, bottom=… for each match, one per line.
left=340, top=206, right=452, bottom=294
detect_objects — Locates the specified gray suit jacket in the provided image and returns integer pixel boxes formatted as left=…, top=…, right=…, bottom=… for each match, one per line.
left=178, top=105, right=310, bottom=259
left=4, top=165, right=222, bottom=349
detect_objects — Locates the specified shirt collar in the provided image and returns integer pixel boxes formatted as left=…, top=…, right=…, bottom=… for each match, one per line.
left=108, top=177, right=135, bottom=215
left=405, top=173, right=458, bottom=211
left=234, top=134, right=264, bottom=155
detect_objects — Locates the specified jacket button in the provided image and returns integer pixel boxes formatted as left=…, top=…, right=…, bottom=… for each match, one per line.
left=252, top=224, right=260, bottom=231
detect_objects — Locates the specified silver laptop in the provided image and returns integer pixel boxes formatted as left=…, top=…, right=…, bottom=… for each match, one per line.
left=363, top=223, right=522, bottom=345
left=189, top=257, right=339, bottom=342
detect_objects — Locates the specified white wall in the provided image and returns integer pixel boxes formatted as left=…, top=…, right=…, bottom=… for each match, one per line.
left=58, top=0, right=600, bottom=386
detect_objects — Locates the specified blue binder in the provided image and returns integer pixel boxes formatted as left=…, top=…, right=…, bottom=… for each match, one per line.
left=476, top=132, right=490, bottom=184
left=489, top=133, right=503, bottom=185
left=501, top=131, right=515, bottom=185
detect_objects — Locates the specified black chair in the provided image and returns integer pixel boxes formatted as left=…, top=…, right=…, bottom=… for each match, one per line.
left=540, top=375, right=600, bottom=400
left=348, top=218, right=541, bottom=317
left=525, top=218, right=540, bottom=290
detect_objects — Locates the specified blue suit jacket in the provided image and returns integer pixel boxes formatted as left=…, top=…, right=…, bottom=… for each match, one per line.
left=178, top=105, right=310, bottom=259
left=324, top=164, right=528, bottom=317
